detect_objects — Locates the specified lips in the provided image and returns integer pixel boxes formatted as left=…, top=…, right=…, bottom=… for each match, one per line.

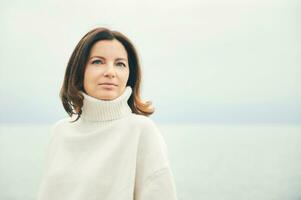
left=99, top=83, right=117, bottom=86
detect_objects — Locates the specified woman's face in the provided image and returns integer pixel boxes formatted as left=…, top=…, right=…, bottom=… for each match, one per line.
left=83, top=39, right=130, bottom=100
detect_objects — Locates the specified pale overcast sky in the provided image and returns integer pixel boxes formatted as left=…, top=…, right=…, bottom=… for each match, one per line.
left=0, top=0, right=300, bottom=124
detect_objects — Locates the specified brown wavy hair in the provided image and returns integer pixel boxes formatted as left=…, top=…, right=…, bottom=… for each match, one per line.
left=59, top=27, right=154, bottom=122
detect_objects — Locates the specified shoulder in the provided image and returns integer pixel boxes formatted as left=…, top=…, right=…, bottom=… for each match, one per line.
left=129, top=114, right=165, bottom=145
left=51, top=117, right=71, bottom=129
left=133, top=115, right=170, bottom=168
left=49, top=117, right=73, bottom=136
left=129, top=113, right=157, bottom=127
left=129, top=113, right=159, bottom=132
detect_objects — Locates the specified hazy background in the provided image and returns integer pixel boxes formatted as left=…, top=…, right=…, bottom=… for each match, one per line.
left=1, top=0, right=301, bottom=200
left=0, top=0, right=300, bottom=124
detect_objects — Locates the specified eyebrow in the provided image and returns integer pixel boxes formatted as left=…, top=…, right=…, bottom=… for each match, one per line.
left=89, top=56, right=127, bottom=61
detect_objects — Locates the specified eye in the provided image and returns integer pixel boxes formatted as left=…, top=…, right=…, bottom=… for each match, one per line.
left=91, top=60, right=102, bottom=65
left=117, top=62, right=126, bottom=67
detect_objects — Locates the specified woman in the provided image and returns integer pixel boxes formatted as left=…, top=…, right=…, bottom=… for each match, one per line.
left=37, top=27, right=178, bottom=200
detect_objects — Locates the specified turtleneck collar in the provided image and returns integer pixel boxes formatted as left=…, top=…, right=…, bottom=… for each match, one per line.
left=79, top=86, right=133, bottom=122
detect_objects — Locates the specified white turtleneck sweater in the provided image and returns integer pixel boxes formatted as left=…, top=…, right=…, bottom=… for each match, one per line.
left=37, top=86, right=178, bottom=200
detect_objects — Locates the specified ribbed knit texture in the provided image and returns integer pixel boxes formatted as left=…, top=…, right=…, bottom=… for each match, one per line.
left=79, top=86, right=132, bottom=122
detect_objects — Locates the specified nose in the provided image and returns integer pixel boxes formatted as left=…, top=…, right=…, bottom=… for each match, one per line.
left=103, top=64, right=116, bottom=78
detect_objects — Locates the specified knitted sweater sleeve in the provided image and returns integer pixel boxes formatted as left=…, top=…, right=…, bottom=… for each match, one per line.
left=40, top=118, right=65, bottom=173
left=134, top=118, right=178, bottom=200
left=37, top=119, right=63, bottom=199
left=39, top=123, right=58, bottom=178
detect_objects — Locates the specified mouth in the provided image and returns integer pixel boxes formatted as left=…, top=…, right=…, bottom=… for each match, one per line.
left=99, top=83, right=117, bottom=86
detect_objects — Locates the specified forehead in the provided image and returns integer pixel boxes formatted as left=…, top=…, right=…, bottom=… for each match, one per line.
left=89, top=39, right=128, bottom=59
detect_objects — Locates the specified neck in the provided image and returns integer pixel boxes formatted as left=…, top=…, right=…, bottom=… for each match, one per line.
left=79, top=86, right=133, bottom=122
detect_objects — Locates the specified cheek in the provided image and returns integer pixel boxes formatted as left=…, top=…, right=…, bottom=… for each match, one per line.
left=83, top=69, right=97, bottom=90
left=121, top=69, right=130, bottom=82
left=84, top=67, right=100, bottom=81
